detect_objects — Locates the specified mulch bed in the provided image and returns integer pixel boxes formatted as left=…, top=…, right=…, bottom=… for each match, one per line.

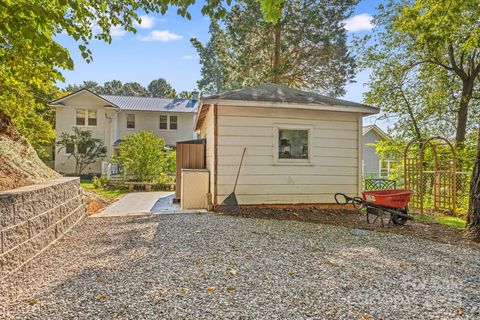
left=221, top=207, right=480, bottom=250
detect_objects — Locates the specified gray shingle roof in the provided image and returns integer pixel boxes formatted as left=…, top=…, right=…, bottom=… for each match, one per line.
left=101, top=95, right=198, bottom=113
left=204, top=83, right=377, bottom=110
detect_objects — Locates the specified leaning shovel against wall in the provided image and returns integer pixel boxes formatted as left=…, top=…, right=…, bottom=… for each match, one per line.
left=218, top=147, right=246, bottom=213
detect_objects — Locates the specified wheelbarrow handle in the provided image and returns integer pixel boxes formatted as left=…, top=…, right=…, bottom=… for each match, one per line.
left=334, top=193, right=365, bottom=210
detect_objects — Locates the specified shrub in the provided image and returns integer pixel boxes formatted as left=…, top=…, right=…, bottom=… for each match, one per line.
left=92, top=176, right=109, bottom=189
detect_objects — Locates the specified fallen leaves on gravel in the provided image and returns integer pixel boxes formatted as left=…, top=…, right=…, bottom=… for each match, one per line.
left=229, top=268, right=238, bottom=276
left=207, top=287, right=216, bottom=293
left=96, top=295, right=110, bottom=300
left=26, top=298, right=38, bottom=305
left=227, top=286, right=236, bottom=293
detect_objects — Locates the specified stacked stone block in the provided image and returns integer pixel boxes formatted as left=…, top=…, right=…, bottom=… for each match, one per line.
left=0, top=177, right=85, bottom=276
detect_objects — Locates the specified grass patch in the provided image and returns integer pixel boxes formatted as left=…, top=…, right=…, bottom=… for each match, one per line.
left=413, top=213, right=466, bottom=229
left=80, top=178, right=128, bottom=200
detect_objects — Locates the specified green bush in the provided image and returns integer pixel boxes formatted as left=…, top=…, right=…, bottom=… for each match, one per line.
left=92, top=176, right=109, bottom=189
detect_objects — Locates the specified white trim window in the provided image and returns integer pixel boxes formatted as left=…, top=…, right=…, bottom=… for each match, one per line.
left=76, top=109, right=97, bottom=126
left=159, top=115, right=178, bottom=130
left=127, top=114, right=135, bottom=129
left=159, top=115, right=168, bottom=130
left=379, top=159, right=394, bottom=177
left=274, top=125, right=312, bottom=164
left=169, top=115, right=177, bottom=130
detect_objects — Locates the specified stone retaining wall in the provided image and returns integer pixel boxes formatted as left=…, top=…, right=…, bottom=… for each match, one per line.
left=0, top=177, right=85, bottom=276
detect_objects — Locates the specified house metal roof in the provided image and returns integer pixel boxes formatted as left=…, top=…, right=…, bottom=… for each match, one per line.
left=203, top=83, right=378, bottom=110
left=100, top=95, right=198, bottom=113
left=49, top=89, right=198, bottom=113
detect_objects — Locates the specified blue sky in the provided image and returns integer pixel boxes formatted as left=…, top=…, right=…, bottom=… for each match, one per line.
left=57, top=0, right=391, bottom=129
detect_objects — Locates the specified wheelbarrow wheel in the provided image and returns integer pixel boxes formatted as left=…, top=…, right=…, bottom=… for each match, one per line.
left=391, top=208, right=408, bottom=225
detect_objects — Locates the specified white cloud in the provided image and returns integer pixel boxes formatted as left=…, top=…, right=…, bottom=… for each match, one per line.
left=182, top=55, right=195, bottom=60
left=135, top=15, right=155, bottom=29
left=140, top=30, right=183, bottom=42
left=343, top=13, right=374, bottom=32
left=110, top=25, right=127, bottom=37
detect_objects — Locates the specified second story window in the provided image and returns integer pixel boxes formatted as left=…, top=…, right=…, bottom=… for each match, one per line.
left=88, top=110, right=97, bottom=126
left=159, top=115, right=168, bottom=130
left=169, top=115, right=177, bottom=130
left=127, top=114, right=135, bottom=129
left=76, top=109, right=85, bottom=126
left=76, top=109, right=97, bottom=126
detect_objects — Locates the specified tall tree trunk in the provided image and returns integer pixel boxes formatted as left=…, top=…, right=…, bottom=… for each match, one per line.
left=455, top=79, right=474, bottom=144
left=466, top=128, right=480, bottom=241
left=272, top=23, right=281, bottom=83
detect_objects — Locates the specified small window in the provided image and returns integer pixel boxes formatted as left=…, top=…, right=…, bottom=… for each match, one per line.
left=88, top=110, right=97, bottom=126
left=65, top=143, right=75, bottom=154
left=278, top=129, right=309, bottom=159
left=169, top=115, right=177, bottom=130
left=76, top=109, right=85, bottom=126
left=379, top=159, right=393, bottom=177
left=159, top=115, right=168, bottom=130
left=127, top=114, right=135, bottom=129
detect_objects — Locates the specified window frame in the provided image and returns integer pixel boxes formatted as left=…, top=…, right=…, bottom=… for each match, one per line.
left=159, top=115, right=168, bottom=130
left=169, top=115, right=178, bottom=130
left=379, top=159, right=393, bottom=177
left=126, top=113, right=135, bottom=129
left=273, top=124, right=313, bottom=165
left=75, top=108, right=97, bottom=127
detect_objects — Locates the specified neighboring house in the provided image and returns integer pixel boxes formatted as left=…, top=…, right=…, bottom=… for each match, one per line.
left=50, top=89, right=198, bottom=174
left=362, top=124, right=393, bottom=178
left=194, top=83, right=379, bottom=207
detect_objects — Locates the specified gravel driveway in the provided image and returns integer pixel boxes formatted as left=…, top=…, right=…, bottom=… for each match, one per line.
left=1, top=214, right=479, bottom=319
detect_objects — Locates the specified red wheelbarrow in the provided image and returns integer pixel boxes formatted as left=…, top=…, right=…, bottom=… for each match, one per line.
left=335, top=189, right=414, bottom=226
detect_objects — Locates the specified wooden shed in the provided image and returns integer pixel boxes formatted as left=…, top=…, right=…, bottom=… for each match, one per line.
left=194, top=84, right=379, bottom=208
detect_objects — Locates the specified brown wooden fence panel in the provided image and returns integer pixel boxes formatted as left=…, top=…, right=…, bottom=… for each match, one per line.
left=175, top=139, right=206, bottom=200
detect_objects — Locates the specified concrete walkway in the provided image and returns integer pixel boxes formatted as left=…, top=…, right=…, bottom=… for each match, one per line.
left=92, top=192, right=208, bottom=217
left=93, top=192, right=173, bottom=217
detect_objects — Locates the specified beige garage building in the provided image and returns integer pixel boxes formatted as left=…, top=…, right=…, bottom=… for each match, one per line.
left=194, top=84, right=379, bottom=208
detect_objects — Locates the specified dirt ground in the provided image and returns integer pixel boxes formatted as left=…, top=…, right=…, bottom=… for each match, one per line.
left=223, top=207, right=480, bottom=250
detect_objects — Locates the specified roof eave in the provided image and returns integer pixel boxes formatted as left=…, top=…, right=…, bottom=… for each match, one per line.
left=200, top=99, right=379, bottom=115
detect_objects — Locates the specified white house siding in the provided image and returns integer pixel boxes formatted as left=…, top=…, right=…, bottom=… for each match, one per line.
left=214, top=105, right=360, bottom=205
left=117, top=111, right=196, bottom=146
left=198, top=106, right=216, bottom=204
left=54, top=91, right=114, bottom=174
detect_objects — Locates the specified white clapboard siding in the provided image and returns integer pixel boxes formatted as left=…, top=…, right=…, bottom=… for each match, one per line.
left=201, top=107, right=215, bottom=202
left=217, top=164, right=358, bottom=176
left=218, top=155, right=357, bottom=167
left=217, top=194, right=341, bottom=205
left=206, top=104, right=361, bottom=205
left=217, top=184, right=357, bottom=195
left=218, top=106, right=358, bottom=122
left=218, top=126, right=357, bottom=140
left=217, top=174, right=357, bottom=185
left=219, top=145, right=357, bottom=158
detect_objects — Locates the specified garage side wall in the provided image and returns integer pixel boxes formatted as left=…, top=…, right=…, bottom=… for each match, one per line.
left=198, top=106, right=216, bottom=205
left=216, top=106, right=360, bottom=205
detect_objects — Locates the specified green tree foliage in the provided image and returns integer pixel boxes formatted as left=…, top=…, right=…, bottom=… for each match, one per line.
left=114, top=131, right=174, bottom=183
left=192, top=0, right=357, bottom=96
left=99, top=80, right=123, bottom=95
left=1, top=0, right=253, bottom=155
left=119, top=82, right=150, bottom=96
left=191, top=20, right=230, bottom=95
left=359, top=0, right=480, bottom=145
left=56, top=127, right=107, bottom=175
left=147, top=78, right=177, bottom=98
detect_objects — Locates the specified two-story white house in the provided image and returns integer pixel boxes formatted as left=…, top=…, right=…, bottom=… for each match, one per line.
left=50, top=89, right=198, bottom=174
